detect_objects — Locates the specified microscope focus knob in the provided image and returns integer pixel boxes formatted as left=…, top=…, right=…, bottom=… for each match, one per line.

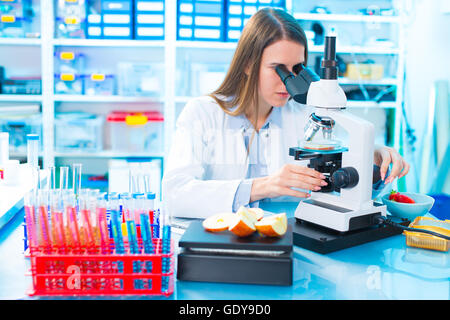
left=331, top=167, right=359, bottom=189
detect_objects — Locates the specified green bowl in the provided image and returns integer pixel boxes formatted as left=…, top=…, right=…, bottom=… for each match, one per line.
left=381, top=193, right=435, bottom=220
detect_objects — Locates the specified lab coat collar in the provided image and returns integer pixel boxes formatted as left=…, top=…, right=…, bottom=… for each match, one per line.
left=230, top=106, right=282, bottom=132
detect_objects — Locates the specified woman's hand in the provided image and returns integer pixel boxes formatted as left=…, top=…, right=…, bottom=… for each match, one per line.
left=374, top=145, right=410, bottom=184
left=249, top=164, right=328, bottom=202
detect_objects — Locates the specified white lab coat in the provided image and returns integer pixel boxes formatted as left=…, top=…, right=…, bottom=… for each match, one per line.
left=163, top=95, right=315, bottom=218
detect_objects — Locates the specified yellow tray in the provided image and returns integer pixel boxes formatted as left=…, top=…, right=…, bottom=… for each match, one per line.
left=404, top=217, right=450, bottom=252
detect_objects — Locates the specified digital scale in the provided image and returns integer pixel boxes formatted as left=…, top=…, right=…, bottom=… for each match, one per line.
left=177, top=220, right=293, bottom=286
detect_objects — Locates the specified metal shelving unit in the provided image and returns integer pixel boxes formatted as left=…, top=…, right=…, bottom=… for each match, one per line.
left=1, top=0, right=406, bottom=173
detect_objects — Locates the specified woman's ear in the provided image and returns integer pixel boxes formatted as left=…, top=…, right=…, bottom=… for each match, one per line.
left=244, top=64, right=250, bottom=76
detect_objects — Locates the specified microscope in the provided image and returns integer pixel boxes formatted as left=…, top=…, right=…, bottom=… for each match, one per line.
left=276, top=36, right=387, bottom=234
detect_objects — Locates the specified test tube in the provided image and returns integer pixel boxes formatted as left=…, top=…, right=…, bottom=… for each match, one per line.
left=96, top=193, right=109, bottom=254
left=127, top=194, right=142, bottom=289
left=63, top=190, right=81, bottom=253
left=161, top=207, right=171, bottom=293
left=27, top=134, right=40, bottom=195
left=48, top=166, right=56, bottom=190
left=146, top=192, right=156, bottom=238
left=59, top=166, right=69, bottom=190
left=109, top=194, right=124, bottom=255
left=109, top=194, right=124, bottom=287
left=26, top=134, right=39, bottom=170
left=37, top=190, right=51, bottom=253
left=50, top=190, right=66, bottom=252
left=24, top=191, right=38, bottom=250
left=72, top=163, right=82, bottom=198
left=140, top=194, right=154, bottom=288
left=79, top=190, right=95, bottom=250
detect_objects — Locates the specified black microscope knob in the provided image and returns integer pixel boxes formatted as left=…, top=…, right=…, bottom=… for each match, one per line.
left=331, top=167, right=359, bottom=189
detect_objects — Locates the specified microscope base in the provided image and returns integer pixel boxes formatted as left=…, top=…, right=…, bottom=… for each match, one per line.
left=291, top=217, right=409, bottom=254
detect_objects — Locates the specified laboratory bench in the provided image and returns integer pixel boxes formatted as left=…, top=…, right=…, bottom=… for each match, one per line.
left=0, top=191, right=448, bottom=300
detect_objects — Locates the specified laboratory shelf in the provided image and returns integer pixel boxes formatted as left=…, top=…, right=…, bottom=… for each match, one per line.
left=339, top=77, right=398, bottom=86
left=0, top=94, right=42, bottom=102
left=0, top=38, right=41, bottom=46
left=54, top=151, right=165, bottom=158
left=175, top=41, right=237, bottom=50
left=52, top=38, right=166, bottom=48
left=9, top=152, right=43, bottom=158
left=309, top=44, right=400, bottom=55
left=347, top=101, right=396, bottom=109
left=175, top=40, right=400, bottom=54
left=53, top=94, right=164, bottom=103
left=293, top=13, right=401, bottom=23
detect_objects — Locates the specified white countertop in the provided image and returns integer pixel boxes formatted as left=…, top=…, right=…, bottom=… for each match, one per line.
left=0, top=165, right=46, bottom=230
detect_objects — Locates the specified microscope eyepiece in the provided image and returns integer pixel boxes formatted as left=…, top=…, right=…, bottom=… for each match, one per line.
left=321, top=36, right=338, bottom=80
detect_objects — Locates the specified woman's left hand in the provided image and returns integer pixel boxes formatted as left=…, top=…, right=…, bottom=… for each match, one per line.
left=374, top=145, right=410, bottom=184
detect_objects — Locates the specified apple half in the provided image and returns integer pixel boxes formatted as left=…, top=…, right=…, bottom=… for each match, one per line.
left=228, top=213, right=256, bottom=237
left=248, top=208, right=264, bottom=221
left=202, top=213, right=235, bottom=232
left=255, top=213, right=287, bottom=237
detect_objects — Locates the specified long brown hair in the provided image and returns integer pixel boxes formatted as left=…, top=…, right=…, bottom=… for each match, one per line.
left=210, top=8, right=308, bottom=119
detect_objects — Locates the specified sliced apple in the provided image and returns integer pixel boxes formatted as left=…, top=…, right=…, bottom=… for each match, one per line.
left=203, top=213, right=235, bottom=232
left=236, top=206, right=257, bottom=225
left=248, top=208, right=264, bottom=221
left=228, top=214, right=256, bottom=237
left=255, top=213, right=287, bottom=237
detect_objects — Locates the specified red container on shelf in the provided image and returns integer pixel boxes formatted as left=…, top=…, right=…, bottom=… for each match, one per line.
left=106, top=111, right=164, bottom=153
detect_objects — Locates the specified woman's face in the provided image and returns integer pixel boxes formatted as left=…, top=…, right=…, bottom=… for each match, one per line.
left=258, top=39, right=305, bottom=108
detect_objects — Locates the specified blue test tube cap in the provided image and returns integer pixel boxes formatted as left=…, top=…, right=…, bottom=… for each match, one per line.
left=105, top=192, right=118, bottom=201
left=119, top=192, right=130, bottom=199
left=26, top=134, right=39, bottom=141
left=132, top=192, right=145, bottom=199
left=145, top=192, right=155, bottom=200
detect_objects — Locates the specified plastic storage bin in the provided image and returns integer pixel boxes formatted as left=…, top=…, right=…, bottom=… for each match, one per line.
left=107, top=111, right=164, bottom=153
left=134, top=0, right=165, bottom=40
left=54, top=112, right=103, bottom=152
left=84, top=73, right=115, bottom=95
left=189, top=63, right=228, bottom=96
left=55, top=0, right=87, bottom=38
left=0, top=113, right=42, bottom=154
left=86, top=13, right=102, bottom=39
left=101, top=0, right=133, bottom=39
left=177, top=0, right=225, bottom=42
left=54, top=51, right=86, bottom=75
left=0, top=15, right=31, bottom=38
left=54, top=73, right=84, bottom=94
left=226, top=0, right=285, bottom=41
left=117, top=62, right=164, bottom=97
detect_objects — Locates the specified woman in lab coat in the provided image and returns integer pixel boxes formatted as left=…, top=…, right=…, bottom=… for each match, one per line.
left=163, top=8, right=409, bottom=219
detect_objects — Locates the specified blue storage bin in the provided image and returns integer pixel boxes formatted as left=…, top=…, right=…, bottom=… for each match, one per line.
left=55, top=112, right=104, bottom=152
left=100, top=0, right=133, bottom=39
left=0, top=0, right=31, bottom=18
left=102, top=0, right=132, bottom=12
left=177, top=0, right=225, bottom=42
left=87, top=13, right=102, bottom=39
left=0, top=15, right=31, bottom=38
left=134, top=0, right=165, bottom=40
left=226, top=0, right=285, bottom=42
left=54, top=73, right=84, bottom=95
left=54, top=50, right=86, bottom=75
left=84, top=73, right=115, bottom=96
left=0, top=113, right=42, bottom=154
left=102, top=23, right=132, bottom=39
left=55, top=0, right=87, bottom=38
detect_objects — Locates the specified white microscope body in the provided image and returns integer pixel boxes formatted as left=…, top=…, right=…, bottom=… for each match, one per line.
left=294, top=78, right=387, bottom=232
left=289, top=35, right=386, bottom=233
